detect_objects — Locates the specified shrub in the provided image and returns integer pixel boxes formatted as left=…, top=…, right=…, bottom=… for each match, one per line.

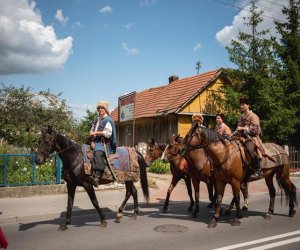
left=148, top=159, right=170, bottom=174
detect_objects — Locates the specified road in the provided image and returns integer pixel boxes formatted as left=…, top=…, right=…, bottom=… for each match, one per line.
left=2, top=191, right=300, bottom=250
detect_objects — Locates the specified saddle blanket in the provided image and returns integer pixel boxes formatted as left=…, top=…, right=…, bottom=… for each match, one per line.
left=261, top=143, right=289, bottom=169
left=82, top=145, right=139, bottom=183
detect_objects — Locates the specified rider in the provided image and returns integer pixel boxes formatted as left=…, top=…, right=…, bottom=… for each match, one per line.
left=88, top=100, right=116, bottom=187
left=236, top=96, right=263, bottom=179
left=215, top=113, right=232, bottom=137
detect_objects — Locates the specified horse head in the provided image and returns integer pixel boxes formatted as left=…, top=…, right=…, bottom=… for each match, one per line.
left=161, top=134, right=183, bottom=162
left=145, top=138, right=166, bottom=166
left=35, top=126, right=57, bottom=164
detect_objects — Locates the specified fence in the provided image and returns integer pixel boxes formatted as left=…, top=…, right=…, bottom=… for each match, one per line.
left=288, top=146, right=300, bottom=175
left=0, top=154, right=62, bottom=187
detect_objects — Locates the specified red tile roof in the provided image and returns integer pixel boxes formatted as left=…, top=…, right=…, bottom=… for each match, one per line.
left=111, top=69, right=222, bottom=121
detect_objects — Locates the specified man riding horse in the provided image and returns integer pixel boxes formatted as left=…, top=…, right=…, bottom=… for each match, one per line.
left=88, top=100, right=117, bottom=187
left=236, top=96, right=263, bottom=179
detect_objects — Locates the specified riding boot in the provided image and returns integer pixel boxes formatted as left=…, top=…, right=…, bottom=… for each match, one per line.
left=250, top=157, right=263, bottom=179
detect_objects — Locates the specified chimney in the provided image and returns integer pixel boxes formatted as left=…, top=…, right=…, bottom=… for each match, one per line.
left=168, top=75, right=179, bottom=84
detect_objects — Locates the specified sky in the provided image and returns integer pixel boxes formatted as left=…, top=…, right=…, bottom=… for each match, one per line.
left=0, top=0, right=289, bottom=120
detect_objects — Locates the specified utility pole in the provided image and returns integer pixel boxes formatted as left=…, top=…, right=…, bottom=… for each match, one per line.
left=195, top=61, right=202, bottom=75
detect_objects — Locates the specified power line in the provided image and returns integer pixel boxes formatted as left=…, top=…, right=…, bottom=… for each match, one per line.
left=210, top=0, right=287, bottom=22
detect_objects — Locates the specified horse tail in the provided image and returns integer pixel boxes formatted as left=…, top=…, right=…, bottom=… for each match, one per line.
left=137, top=151, right=150, bottom=203
left=276, top=176, right=298, bottom=207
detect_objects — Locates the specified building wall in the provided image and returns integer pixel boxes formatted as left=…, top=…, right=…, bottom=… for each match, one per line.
left=117, top=114, right=178, bottom=146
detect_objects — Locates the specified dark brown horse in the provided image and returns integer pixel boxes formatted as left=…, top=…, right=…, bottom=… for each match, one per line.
left=185, top=124, right=297, bottom=228
left=161, top=135, right=216, bottom=218
left=35, top=126, right=149, bottom=230
left=145, top=138, right=195, bottom=213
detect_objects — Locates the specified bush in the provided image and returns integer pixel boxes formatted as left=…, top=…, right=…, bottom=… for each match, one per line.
left=0, top=141, right=58, bottom=185
left=148, top=159, right=170, bottom=174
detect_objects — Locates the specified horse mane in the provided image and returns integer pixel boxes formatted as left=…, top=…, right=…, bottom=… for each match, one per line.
left=202, top=127, right=227, bottom=144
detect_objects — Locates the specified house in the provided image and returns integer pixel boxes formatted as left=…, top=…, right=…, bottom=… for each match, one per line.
left=110, top=68, right=231, bottom=146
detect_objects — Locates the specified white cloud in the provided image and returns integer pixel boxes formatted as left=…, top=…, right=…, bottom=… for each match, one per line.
left=193, top=42, right=202, bottom=51
left=74, top=21, right=84, bottom=28
left=99, top=5, right=113, bottom=14
left=216, top=0, right=288, bottom=46
left=55, top=9, right=69, bottom=26
left=140, top=0, right=158, bottom=7
left=125, top=22, right=135, bottom=29
left=69, top=102, right=96, bottom=120
left=0, top=0, right=73, bottom=75
left=122, top=42, right=139, bottom=55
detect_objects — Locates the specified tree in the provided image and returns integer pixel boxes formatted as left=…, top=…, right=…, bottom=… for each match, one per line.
left=220, top=2, right=296, bottom=145
left=0, top=84, right=75, bottom=149
left=274, top=0, right=300, bottom=147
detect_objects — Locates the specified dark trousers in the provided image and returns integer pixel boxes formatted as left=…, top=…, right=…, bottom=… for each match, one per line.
left=92, top=150, right=108, bottom=172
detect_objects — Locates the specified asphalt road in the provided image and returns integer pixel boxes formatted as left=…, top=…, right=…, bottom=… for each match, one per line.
left=2, top=191, right=300, bottom=250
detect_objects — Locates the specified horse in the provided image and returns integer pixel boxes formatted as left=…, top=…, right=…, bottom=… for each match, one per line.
left=185, top=123, right=297, bottom=228
left=161, top=135, right=216, bottom=218
left=145, top=138, right=195, bottom=213
left=35, top=126, right=149, bottom=230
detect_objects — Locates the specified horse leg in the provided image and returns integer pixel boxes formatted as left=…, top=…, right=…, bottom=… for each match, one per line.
left=184, top=175, right=195, bottom=212
left=208, top=180, right=226, bottom=228
left=191, top=178, right=200, bottom=218
left=162, top=175, right=181, bottom=213
left=58, top=183, right=76, bottom=231
left=115, top=181, right=132, bottom=223
left=230, top=179, right=242, bottom=226
left=84, top=185, right=107, bottom=227
left=277, top=164, right=297, bottom=217
left=264, top=171, right=276, bottom=219
left=130, top=183, right=139, bottom=220
left=206, top=181, right=215, bottom=208
left=241, top=181, right=249, bottom=211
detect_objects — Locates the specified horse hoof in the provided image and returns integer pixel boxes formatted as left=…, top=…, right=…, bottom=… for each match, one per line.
left=231, top=219, right=241, bottom=226
left=224, top=209, right=231, bottom=215
left=237, top=213, right=243, bottom=219
left=100, top=220, right=107, bottom=227
left=289, top=210, right=296, bottom=217
left=242, top=206, right=248, bottom=212
left=162, top=208, right=168, bottom=213
left=207, top=219, right=217, bottom=228
left=264, top=213, right=273, bottom=220
left=58, top=225, right=68, bottom=231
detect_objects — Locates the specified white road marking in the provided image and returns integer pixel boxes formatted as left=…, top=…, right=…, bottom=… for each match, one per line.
left=213, top=230, right=300, bottom=250
left=245, top=236, right=300, bottom=249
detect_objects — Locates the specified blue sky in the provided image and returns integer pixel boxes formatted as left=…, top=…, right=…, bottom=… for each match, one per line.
left=0, top=0, right=288, bottom=120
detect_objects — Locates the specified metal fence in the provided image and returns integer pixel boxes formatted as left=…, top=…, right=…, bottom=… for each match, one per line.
left=288, top=146, right=300, bottom=175
left=0, top=154, right=62, bottom=187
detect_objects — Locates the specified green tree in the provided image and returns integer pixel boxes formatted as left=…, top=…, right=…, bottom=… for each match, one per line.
left=274, top=0, right=300, bottom=147
left=73, top=109, right=98, bottom=144
left=221, top=2, right=296, bottom=145
left=0, top=84, right=74, bottom=149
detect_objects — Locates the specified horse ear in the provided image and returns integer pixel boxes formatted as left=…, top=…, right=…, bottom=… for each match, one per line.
left=175, top=134, right=180, bottom=142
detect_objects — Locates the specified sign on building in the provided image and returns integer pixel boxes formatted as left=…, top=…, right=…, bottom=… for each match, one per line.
left=118, top=91, right=136, bottom=122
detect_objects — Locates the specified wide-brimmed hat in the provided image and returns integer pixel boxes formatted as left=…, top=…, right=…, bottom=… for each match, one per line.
left=97, top=100, right=109, bottom=113
left=192, top=113, right=204, bottom=124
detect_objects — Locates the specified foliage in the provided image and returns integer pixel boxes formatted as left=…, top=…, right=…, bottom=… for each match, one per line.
left=0, top=84, right=75, bottom=149
left=0, top=141, right=57, bottom=185
left=148, top=159, right=170, bottom=174
left=221, top=2, right=299, bottom=145
left=73, top=109, right=98, bottom=144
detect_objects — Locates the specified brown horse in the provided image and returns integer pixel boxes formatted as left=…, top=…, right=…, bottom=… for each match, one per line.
left=35, top=126, right=149, bottom=230
left=161, top=135, right=216, bottom=218
left=145, top=138, right=195, bottom=213
left=185, top=124, right=297, bottom=228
